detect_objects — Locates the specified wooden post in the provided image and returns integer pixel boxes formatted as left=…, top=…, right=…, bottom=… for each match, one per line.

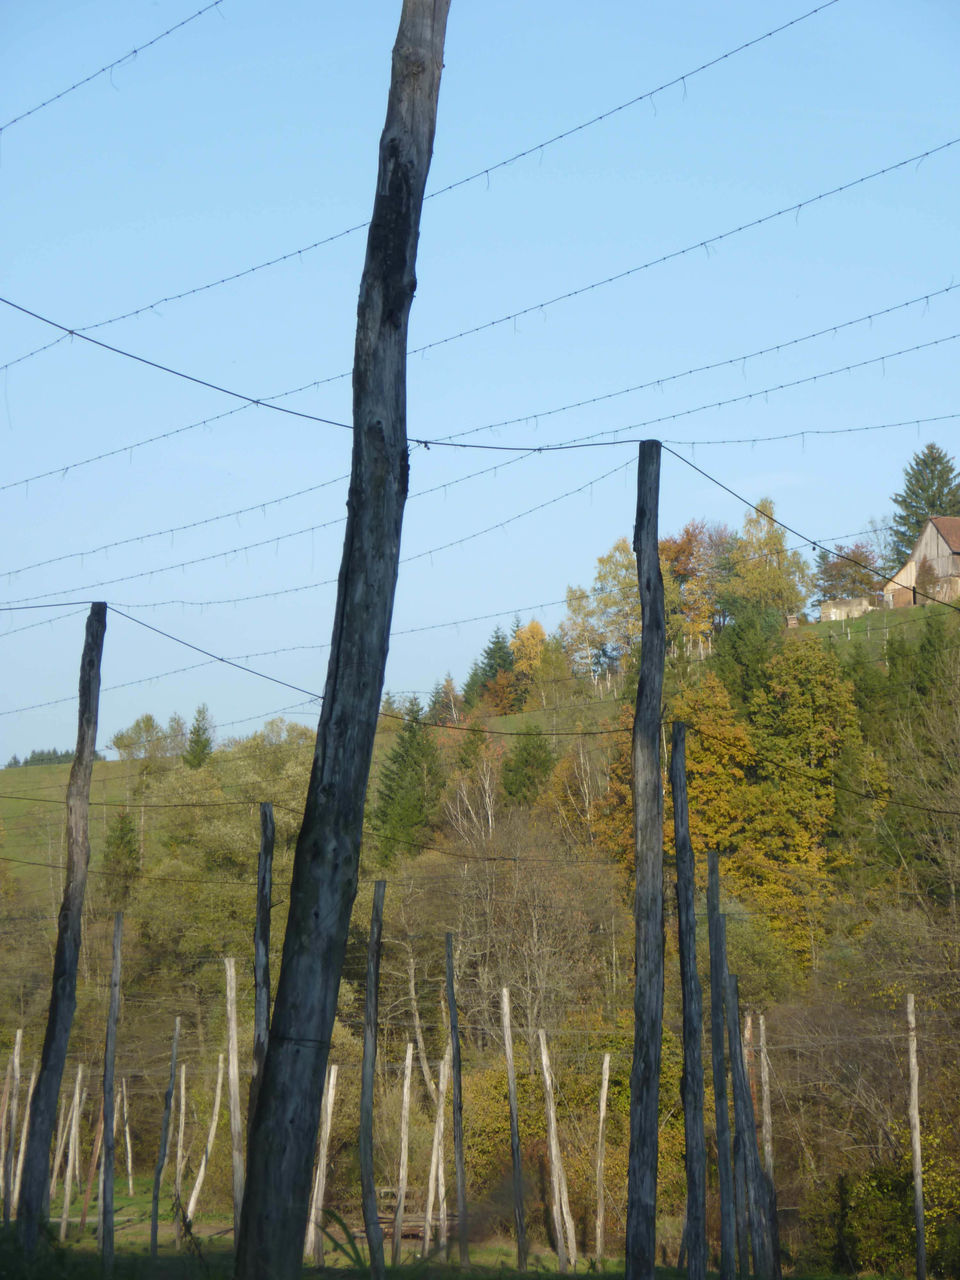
left=501, top=987, right=528, bottom=1269
left=907, top=993, right=927, bottom=1280
left=250, top=802, right=274, bottom=1133
left=19, top=602, right=107, bottom=1255
left=151, top=1016, right=180, bottom=1260
left=759, top=1014, right=774, bottom=1181
left=422, top=1043, right=450, bottom=1258
left=539, top=1029, right=576, bottom=1270
left=726, top=974, right=778, bottom=1280
left=305, top=1062, right=337, bottom=1264
left=596, top=1051, right=611, bottom=1264
left=707, top=853, right=736, bottom=1280
left=0, top=1056, right=11, bottom=1209
left=236, top=9, right=451, bottom=1274
left=186, top=1053, right=224, bottom=1224
left=79, top=1098, right=103, bottom=1230
left=446, top=932, right=469, bottom=1264
left=13, top=1062, right=37, bottom=1215
left=671, top=723, right=707, bottom=1280
left=121, top=1077, right=134, bottom=1197
left=225, top=957, right=245, bottom=1242
left=50, top=1072, right=75, bottom=1201
left=101, top=911, right=122, bottom=1276
left=392, top=1042, right=414, bottom=1265
left=360, top=881, right=386, bottom=1280
left=174, top=1063, right=187, bottom=1245
left=408, top=948, right=438, bottom=1104
left=59, top=1064, right=83, bottom=1242
left=626, top=441, right=666, bottom=1280
left=2, top=1029, right=22, bottom=1223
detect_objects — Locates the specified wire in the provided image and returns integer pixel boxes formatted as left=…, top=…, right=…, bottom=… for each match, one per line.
left=0, top=295, right=352, bottom=430
left=0, top=1, right=224, bottom=134
left=0, top=0, right=840, bottom=360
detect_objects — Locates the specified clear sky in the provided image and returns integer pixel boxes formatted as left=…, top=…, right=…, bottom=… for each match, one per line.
left=1, top=0, right=958, bottom=765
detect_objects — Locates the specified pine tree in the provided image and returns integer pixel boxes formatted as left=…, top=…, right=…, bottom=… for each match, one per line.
left=102, top=808, right=140, bottom=908
left=182, top=703, right=214, bottom=769
left=371, top=697, right=444, bottom=861
left=501, top=727, right=555, bottom=805
left=890, top=443, right=960, bottom=564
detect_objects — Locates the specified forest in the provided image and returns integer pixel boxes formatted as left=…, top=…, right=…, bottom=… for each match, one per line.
left=3, top=456, right=960, bottom=1274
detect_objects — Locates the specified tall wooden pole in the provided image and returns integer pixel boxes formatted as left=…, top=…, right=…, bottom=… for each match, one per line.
left=236, top=9, right=450, bottom=1273
left=225, top=958, right=245, bottom=1242
left=250, top=802, right=274, bottom=1134
left=360, top=881, right=386, bottom=1280
left=19, top=603, right=107, bottom=1254
left=707, top=853, right=736, bottom=1280
left=151, top=1016, right=180, bottom=1260
left=595, top=1051, right=611, bottom=1264
left=445, top=932, right=469, bottom=1264
left=759, top=1014, right=774, bottom=1181
left=501, top=986, right=528, bottom=1269
left=671, top=723, right=707, bottom=1280
left=907, top=993, right=927, bottom=1280
left=422, top=1043, right=450, bottom=1258
left=539, top=1029, right=576, bottom=1270
left=186, top=1053, right=224, bottom=1224
left=305, top=1062, right=337, bottom=1265
left=101, top=912, right=123, bottom=1277
left=626, top=442, right=666, bottom=1280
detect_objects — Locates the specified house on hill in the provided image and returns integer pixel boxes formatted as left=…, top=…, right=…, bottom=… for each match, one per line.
left=883, top=516, right=960, bottom=608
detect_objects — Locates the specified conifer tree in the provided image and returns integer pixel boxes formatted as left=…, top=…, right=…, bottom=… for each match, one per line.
left=371, top=697, right=444, bottom=861
left=182, top=703, right=214, bottom=769
left=891, top=443, right=960, bottom=564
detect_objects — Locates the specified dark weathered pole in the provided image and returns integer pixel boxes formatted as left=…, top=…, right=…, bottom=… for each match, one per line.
left=235, top=8, right=450, bottom=1275
left=707, top=852, right=736, bottom=1280
left=19, top=602, right=107, bottom=1254
left=249, top=802, right=274, bottom=1136
left=907, top=993, right=927, bottom=1280
left=445, top=932, right=469, bottom=1264
left=501, top=986, right=528, bottom=1269
left=671, top=723, right=707, bottom=1280
left=360, top=881, right=386, bottom=1280
left=151, top=1016, right=180, bottom=1260
left=626, top=441, right=666, bottom=1280
left=101, top=911, right=123, bottom=1278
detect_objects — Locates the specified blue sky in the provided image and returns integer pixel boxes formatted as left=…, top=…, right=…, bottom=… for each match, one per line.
left=1, top=0, right=958, bottom=764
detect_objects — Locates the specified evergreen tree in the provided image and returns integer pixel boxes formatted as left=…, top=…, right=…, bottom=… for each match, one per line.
left=183, top=703, right=215, bottom=769
left=501, top=727, right=555, bottom=806
left=890, top=443, right=960, bottom=564
left=371, top=697, right=444, bottom=861
left=102, top=807, right=140, bottom=909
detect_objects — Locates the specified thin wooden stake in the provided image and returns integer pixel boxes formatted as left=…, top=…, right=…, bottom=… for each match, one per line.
left=392, top=1042, right=414, bottom=1265
left=186, top=1053, right=224, bottom=1224
left=626, top=441, right=666, bottom=1280
left=446, top=932, right=469, bottom=1264
left=2, top=1029, right=22, bottom=1223
left=759, top=1014, right=774, bottom=1181
left=305, top=1062, right=337, bottom=1265
left=151, top=1016, right=180, bottom=1260
left=671, top=723, right=707, bottom=1280
left=51, top=1069, right=76, bottom=1201
left=19, top=603, right=107, bottom=1256
left=101, top=912, right=122, bottom=1276
left=13, top=1062, right=37, bottom=1216
left=707, top=853, right=736, bottom=1280
left=501, top=987, right=528, bottom=1269
left=596, top=1052, right=611, bottom=1264
left=174, top=1063, right=186, bottom=1246
left=60, top=1064, right=84, bottom=1242
left=225, top=957, right=245, bottom=1242
left=121, top=1077, right=134, bottom=1197
left=907, top=993, right=927, bottom=1280
left=250, top=802, right=274, bottom=1133
left=360, top=881, right=386, bottom=1280
left=539, top=1029, right=576, bottom=1270
left=79, top=1097, right=103, bottom=1230
left=422, top=1044, right=450, bottom=1258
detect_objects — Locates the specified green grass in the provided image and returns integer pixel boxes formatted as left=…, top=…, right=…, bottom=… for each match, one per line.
left=807, top=600, right=957, bottom=661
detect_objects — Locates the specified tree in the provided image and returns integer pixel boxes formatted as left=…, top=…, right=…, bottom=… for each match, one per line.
left=724, top=499, right=811, bottom=616
left=812, top=542, right=883, bottom=604
left=182, top=703, right=214, bottom=769
left=101, top=808, right=140, bottom=909
left=371, top=698, right=444, bottom=862
left=890, top=443, right=960, bottom=565
left=501, top=727, right=555, bottom=806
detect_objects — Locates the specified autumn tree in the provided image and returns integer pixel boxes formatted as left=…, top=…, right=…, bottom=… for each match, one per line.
left=890, top=442, right=960, bottom=564
left=724, top=498, right=811, bottom=616
left=812, top=541, right=883, bottom=604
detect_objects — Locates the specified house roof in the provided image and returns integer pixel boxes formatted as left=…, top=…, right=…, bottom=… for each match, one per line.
left=931, top=516, right=960, bottom=553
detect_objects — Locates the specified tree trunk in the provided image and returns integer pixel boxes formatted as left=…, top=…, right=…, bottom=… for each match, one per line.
left=671, top=723, right=707, bottom=1280
left=361, top=881, right=386, bottom=1280
left=19, top=603, right=107, bottom=1254
left=501, top=987, right=527, bottom=1269
left=250, top=802, right=274, bottom=1136
left=446, top=932, right=469, bottom=1264
left=539, top=1029, right=576, bottom=1270
left=235, top=8, right=449, bottom=1274
left=707, top=853, right=736, bottom=1280
left=101, top=913, right=122, bottom=1277
left=626, top=443, right=666, bottom=1280
left=409, top=948, right=437, bottom=1104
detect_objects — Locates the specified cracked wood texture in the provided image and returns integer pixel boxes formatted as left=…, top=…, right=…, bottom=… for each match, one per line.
left=234, top=5, right=450, bottom=1276
left=18, top=603, right=106, bottom=1255
left=625, top=443, right=665, bottom=1280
